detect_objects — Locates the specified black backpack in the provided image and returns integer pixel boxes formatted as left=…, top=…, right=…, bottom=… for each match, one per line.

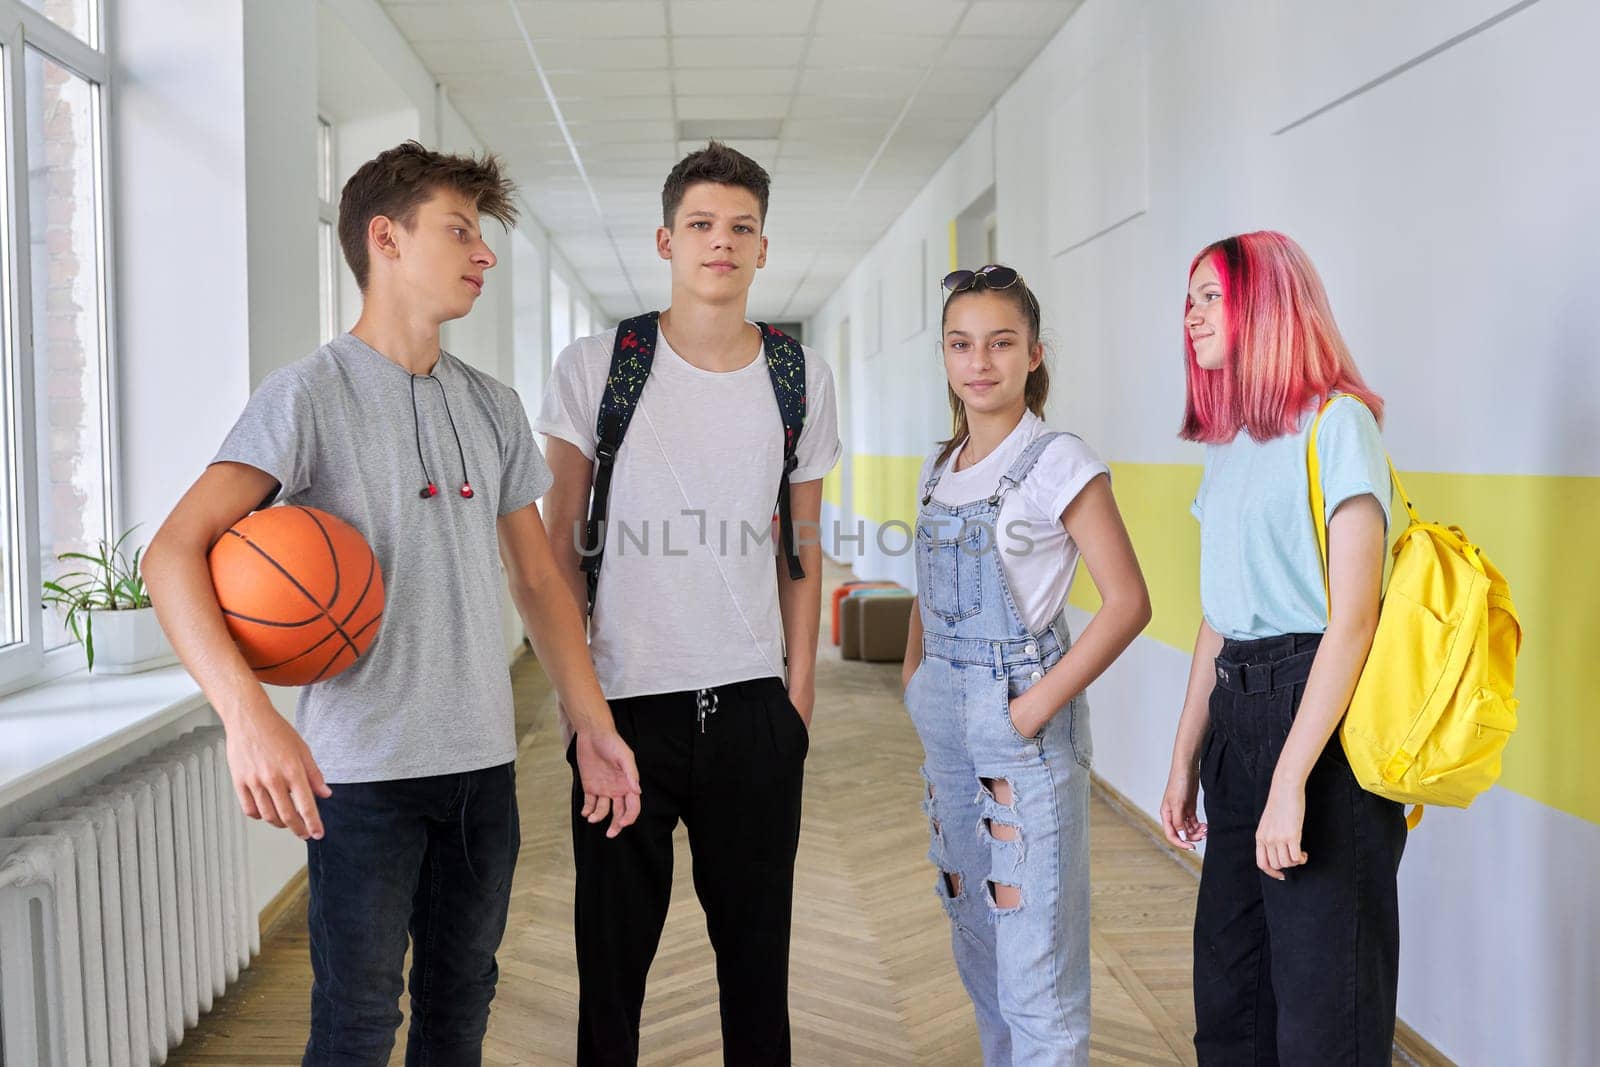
left=580, top=312, right=808, bottom=615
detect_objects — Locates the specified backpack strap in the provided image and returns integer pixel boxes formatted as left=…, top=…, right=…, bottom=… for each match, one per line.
left=756, top=322, right=808, bottom=582
left=1306, top=396, right=1423, bottom=831
left=581, top=312, right=660, bottom=615
left=1306, top=394, right=1413, bottom=607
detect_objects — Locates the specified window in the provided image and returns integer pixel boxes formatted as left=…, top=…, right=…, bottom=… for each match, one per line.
left=573, top=299, right=591, bottom=342
left=21, top=0, right=93, bottom=47
left=317, top=115, right=338, bottom=343
left=549, top=271, right=570, bottom=356
left=0, top=0, right=113, bottom=688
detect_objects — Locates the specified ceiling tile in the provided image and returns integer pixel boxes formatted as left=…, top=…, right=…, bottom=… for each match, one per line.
left=788, top=94, right=906, bottom=120
left=807, top=35, right=948, bottom=68
left=669, top=1, right=817, bottom=37
left=673, top=67, right=796, bottom=96
left=386, top=3, right=522, bottom=41
left=797, top=66, right=925, bottom=95
left=557, top=95, right=676, bottom=120
left=814, top=0, right=964, bottom=36
left=534, top=37, right=672, bottom=70
left=570, top=119, right=678, bottom=142
left=439, top=71, right=546, bottom=97
left=413, top=39, right=536, bottom=73
left=943, top=35, right=1037, bottom=69
left=674, top=95, right=791, bottom=122
left=515, top=1, right=668, bottom=37
left=671, top=36, right=809, bottom=67
left=544, top=70, right=673, bottom=96
left=955, top=1, right=1084, bottom=40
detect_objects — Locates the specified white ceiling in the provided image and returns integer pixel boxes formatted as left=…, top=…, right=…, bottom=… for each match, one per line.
left=379, top=0, right=1084, bottom=322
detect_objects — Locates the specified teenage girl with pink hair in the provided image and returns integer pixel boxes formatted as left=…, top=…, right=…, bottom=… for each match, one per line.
left=1160, top=231, right=1407, bottom=1064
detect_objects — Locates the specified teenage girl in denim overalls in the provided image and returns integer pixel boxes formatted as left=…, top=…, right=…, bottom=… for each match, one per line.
left=901, top=266, right=1151, bottom=1066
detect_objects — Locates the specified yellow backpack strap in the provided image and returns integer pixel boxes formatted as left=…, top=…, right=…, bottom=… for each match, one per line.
left=1305, top=396, right=1340, bottom=609
left=1306, top=395, right=1415, bottom=610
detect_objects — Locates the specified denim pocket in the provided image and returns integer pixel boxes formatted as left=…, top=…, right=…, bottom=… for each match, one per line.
left=916, top=519, right=985, bottom=624
left=1003, top=665, right=1046, bottom=745
left=1067, top=698, right=1093, bottom=769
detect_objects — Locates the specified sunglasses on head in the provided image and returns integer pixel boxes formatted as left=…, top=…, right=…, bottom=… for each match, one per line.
left=942, top=264, right=1039, bottom=322
left=942, top=263, right=1019, bottom=294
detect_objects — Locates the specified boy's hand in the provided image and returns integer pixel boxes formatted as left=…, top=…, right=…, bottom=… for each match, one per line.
left=576, top=727, right=642, bottom=838
left=225, top=697, right=332, bottom=841
left=787, top=678, right=814, bottom=728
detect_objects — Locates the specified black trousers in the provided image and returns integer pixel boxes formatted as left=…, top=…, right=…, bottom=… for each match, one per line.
left=1194, top=633, right=1407, bottom=1066
left=569, top=676, right=809, bottom=1067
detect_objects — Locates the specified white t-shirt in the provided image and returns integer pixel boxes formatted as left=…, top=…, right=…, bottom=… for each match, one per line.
left=918, top=411, right=1109, bottom=635
left=535, top=324, right=842, bottom=700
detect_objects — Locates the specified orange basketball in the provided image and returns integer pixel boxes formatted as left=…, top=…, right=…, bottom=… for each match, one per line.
left=208, top=506, right=385, bottom=687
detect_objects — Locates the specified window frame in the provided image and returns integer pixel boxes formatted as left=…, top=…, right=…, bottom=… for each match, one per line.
left=0, top=0, right=116, bottom=694
left=317, top=113, right=338, bottom=343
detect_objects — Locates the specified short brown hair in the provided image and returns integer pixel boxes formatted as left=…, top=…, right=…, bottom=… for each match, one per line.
left=661, top=141, right=770, bottom=229
left=338, top=141, right=518, bottom=290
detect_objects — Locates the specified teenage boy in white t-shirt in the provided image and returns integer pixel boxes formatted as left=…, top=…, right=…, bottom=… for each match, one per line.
left=536, top=141, right=841, bottom=1066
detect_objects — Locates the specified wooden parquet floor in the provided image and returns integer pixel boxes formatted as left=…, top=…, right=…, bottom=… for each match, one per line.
left=165, top=562, right=1419, bottom=1065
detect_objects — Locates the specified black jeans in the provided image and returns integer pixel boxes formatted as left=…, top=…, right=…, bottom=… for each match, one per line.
left=570, top=677, right=809, bottom=1066
left=1194, top=634, right=1407, bottom=1066
left=303, top=762, right=520, bottom=1067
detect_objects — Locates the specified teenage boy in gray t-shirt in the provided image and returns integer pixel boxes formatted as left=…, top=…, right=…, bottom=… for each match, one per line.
left=538, top=141, right=842, bottom=1066
left=144, top=142, right=639, bottom=1065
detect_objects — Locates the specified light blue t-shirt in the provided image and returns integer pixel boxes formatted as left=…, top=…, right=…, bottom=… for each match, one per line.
left=1191, top=395, right=1391, bottom=640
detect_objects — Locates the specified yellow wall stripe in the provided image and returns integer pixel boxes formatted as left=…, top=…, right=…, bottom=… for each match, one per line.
left=844, top=453, right=1600, bottom=826
left=823, top=465, right=843, bottom=508
left=852, top=454, right=926, bottom=527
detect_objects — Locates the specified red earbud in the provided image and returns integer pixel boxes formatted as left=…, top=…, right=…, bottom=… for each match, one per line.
left=419, top=484, right=438, bottom=499
left=460, top=484, right=474, bottom=498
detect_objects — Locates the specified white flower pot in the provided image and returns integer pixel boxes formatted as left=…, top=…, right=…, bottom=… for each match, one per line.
left=87, top=606, right=178, bottom=674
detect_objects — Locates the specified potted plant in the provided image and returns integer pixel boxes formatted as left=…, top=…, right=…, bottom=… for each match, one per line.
left=41, top=526, right=176, bottom=674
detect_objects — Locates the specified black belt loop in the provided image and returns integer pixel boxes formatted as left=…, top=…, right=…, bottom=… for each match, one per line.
left=1214, top=648, right=1319, bottom=694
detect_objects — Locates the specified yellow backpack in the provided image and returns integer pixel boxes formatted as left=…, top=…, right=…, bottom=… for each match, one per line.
left=1307, top=397, right=1522, bottom=829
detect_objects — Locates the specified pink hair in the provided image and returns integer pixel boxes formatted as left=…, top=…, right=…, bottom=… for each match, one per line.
left=1180, top=231, right=1383, bottom=443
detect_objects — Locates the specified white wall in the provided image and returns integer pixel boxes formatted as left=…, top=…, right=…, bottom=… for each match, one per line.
left=114, top=0, right=253, bottom=541
left=808, top=1, right=1600, bottom=1062
left=244, top=0, right=321, bottom=387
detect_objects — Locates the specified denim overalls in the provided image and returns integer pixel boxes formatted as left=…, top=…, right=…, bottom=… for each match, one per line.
left=903, top=432, right=1092, bottom=1067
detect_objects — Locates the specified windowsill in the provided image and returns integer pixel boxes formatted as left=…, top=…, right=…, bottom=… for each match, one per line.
left=0, top=664, right=209, bottom=810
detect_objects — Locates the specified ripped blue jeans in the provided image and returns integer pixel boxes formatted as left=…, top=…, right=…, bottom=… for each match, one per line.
left=904, top=632, right=1093, bottom=1067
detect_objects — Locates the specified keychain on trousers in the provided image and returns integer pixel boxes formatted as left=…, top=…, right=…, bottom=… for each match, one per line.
left=696, top=688, right=720, bottom=733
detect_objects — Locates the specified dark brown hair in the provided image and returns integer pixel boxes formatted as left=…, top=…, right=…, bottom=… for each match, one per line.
left=338, top=140, right=518, bottom=290
left=936, top=271, right=1050, bottom=467
left=661, top=141, right=770, bottom=229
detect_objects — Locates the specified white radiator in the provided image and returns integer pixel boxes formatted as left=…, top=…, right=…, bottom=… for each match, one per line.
left=0, top=726, right=257, bottom=1066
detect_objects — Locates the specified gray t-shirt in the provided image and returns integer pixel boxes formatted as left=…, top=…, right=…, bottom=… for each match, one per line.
left=213, top=332, right=551, bottom=782
left=534, top=325, right=842, bottom=700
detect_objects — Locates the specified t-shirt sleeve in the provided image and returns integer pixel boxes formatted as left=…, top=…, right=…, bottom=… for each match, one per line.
left=210, top=366, right=314, bottom=505
left=1316, top=396, right=1392, bottom=530
left=532, top=339, right=599, bottom=461
left=790, top=347, right=843, bottom=482
left=497, top=388, right=554, bottom=516
left=1191, top=451, right=1209, bottom=522
left=1019, top=434, right=1111, bottom=524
